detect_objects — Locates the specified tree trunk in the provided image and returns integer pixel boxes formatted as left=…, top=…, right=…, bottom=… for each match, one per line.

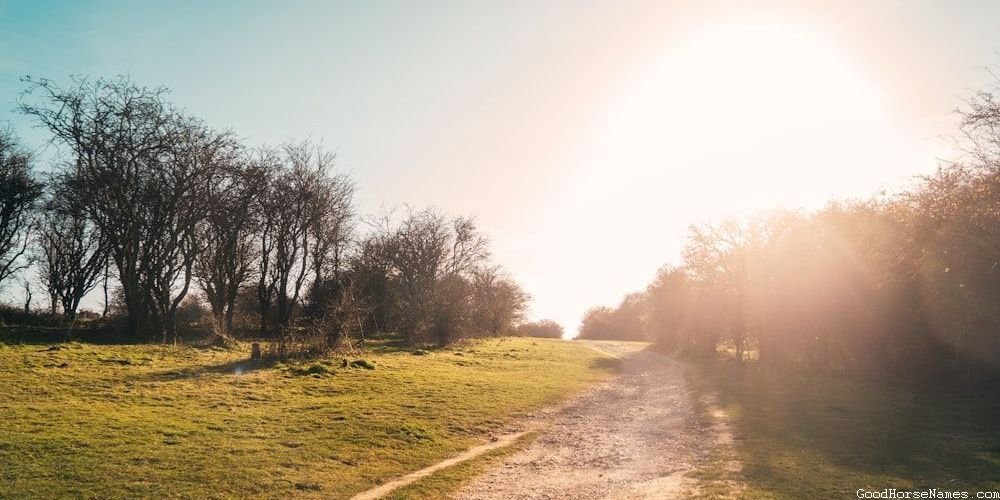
left=224, top=303, right=236, bottom=338
left=258, top=300, right=269, bottom=336
left=102, top=267, right=110, bottom=318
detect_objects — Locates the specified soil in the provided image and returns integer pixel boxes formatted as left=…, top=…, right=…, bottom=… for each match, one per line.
left=455, top=341, right=725, bottom=499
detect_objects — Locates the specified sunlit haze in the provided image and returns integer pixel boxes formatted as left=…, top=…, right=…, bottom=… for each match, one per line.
left=2, top=1, right=997, bottom=335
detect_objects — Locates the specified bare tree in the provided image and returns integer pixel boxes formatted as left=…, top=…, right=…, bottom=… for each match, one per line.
left=252, top=148, right=281, bottom=335
left=302, top=147, right=355, bottom=325
left=21, top=76, right=172, bottom=337
left=36, top=203, right=107, bottom=320
left=470, top=265, right=529, bottom=336
left=21, top=76, right=233, bottom=342
left=255, top=141, right=346, bottom=333
left=267, top=151, right=314, bottom=329
left=349, top=212, right=400, bottom=335
left=393, top=208, right=451, bottom=342
left=0, top=129, right=43, bottom=289
left=145, top=124, right=238, bottom=342
left=317, top=279, right=369, bottom=349
left=309, top=160, right=354, bottom=284
left=20, top=277, right=32, bottom=313
left=195, top=151, right=264, bottom=338
left=391, top=209, right=490, bottom=345
left=515, top=319, right=563, bottom=339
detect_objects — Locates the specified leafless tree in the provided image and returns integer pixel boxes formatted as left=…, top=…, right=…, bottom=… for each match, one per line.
left=349, top=212, right=400, bottom=334
left=271, top=145, right=317, bottom=328
left=392, top=209, right=490, bottom=344
left=255, top=141, right=347, bottom=333
left=21, top=76, right=233, bottom=341
left=309, top=161, right=354, bottom=285
left=316, top=279, right=369, bottom=349
left=145, top=124, right=238, bottom=342
left=515, top=319, right=563, bottom=339
left=36, top=203, right=107, bottom=320
left=301, top=146, right=355, bottom=326
left=470, top=265, right=529, bottom=336
left=393, top=208, right=452, bottom=342
left=252, top=148, right=281, bottom=335
left=20, top=277, right=32, bottom=313
left=0, top=129, right=43, bottom=289
left=192, top=150, right=269, bottom=339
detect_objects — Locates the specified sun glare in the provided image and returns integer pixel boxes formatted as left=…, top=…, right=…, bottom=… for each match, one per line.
left=528, top=14, right=942, bottom=333
left=579, top=14, right=925, bottom=214
left=6, top=3, right=1000, bottom=496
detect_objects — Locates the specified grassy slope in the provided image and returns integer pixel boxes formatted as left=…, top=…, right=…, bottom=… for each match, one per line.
left=0, top=337, right=613, bottom=499
left=688, top=362, right=1000, bottom=499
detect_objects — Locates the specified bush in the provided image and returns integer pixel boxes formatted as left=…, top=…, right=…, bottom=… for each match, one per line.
left=0, top=304, right=66, bottom=328
left=515, top=319, right=564, bottom=339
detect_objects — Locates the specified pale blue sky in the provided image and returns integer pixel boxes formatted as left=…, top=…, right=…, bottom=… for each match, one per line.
left=2, top=1, right=1000, bottom=332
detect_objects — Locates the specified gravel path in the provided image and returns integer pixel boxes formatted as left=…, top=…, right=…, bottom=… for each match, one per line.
left=455, top=341, right=714, bottom=500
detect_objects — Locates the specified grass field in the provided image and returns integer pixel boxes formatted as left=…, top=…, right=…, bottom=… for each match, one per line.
left=688, top=362, right=1000, bottom=499
left=0, top=336, right=614, bottom=499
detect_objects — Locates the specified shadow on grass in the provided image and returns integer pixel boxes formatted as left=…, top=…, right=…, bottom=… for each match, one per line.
left=687, top=362, right=1000, bottom=497
left=358, top=335, right=453, bottom=355
left=139, top=344, right=388, bottom=382
left=363, top=337, right=412, bottom=353
left=590, top=356, right=624, bottom=373
left=0, top=325, right=151, bottom=345
left=141, top=358, right=281, bottom=381
left=0, top=324, right=220, bottom=346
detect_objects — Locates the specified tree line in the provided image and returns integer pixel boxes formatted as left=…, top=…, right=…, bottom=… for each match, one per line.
left=0, top=76, right=534, bottom=349
left=580, top=76, right=1000, bottom=387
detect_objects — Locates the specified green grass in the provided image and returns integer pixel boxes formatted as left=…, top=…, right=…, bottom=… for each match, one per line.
left=0, top=337, right=614, bottom=499
left=687, top=362, right=1000, bottom=499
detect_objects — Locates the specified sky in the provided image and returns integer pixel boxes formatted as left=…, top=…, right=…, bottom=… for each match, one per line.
left=1, top=0, right=999, bottom=335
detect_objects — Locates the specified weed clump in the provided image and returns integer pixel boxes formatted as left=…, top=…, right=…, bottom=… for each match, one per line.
left=208, top=334, right=239, bottom=350
left=294, top=482, right=322, bottom=492
left=392, top=424, right=432, bottom=442
left=99, top=356, right=132, bottom=365
left=349, top=359, right=375, bottom=370
left=289, top=363, right=331, bottom=376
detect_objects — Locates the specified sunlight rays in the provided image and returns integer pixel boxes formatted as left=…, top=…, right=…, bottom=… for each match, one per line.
left=526, top=13, right=944, bottom=332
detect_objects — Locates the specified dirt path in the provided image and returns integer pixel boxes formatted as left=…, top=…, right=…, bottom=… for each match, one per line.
left=454, top=341, right=716, bottom=500
left=350, top=431, right=532, bottom=500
